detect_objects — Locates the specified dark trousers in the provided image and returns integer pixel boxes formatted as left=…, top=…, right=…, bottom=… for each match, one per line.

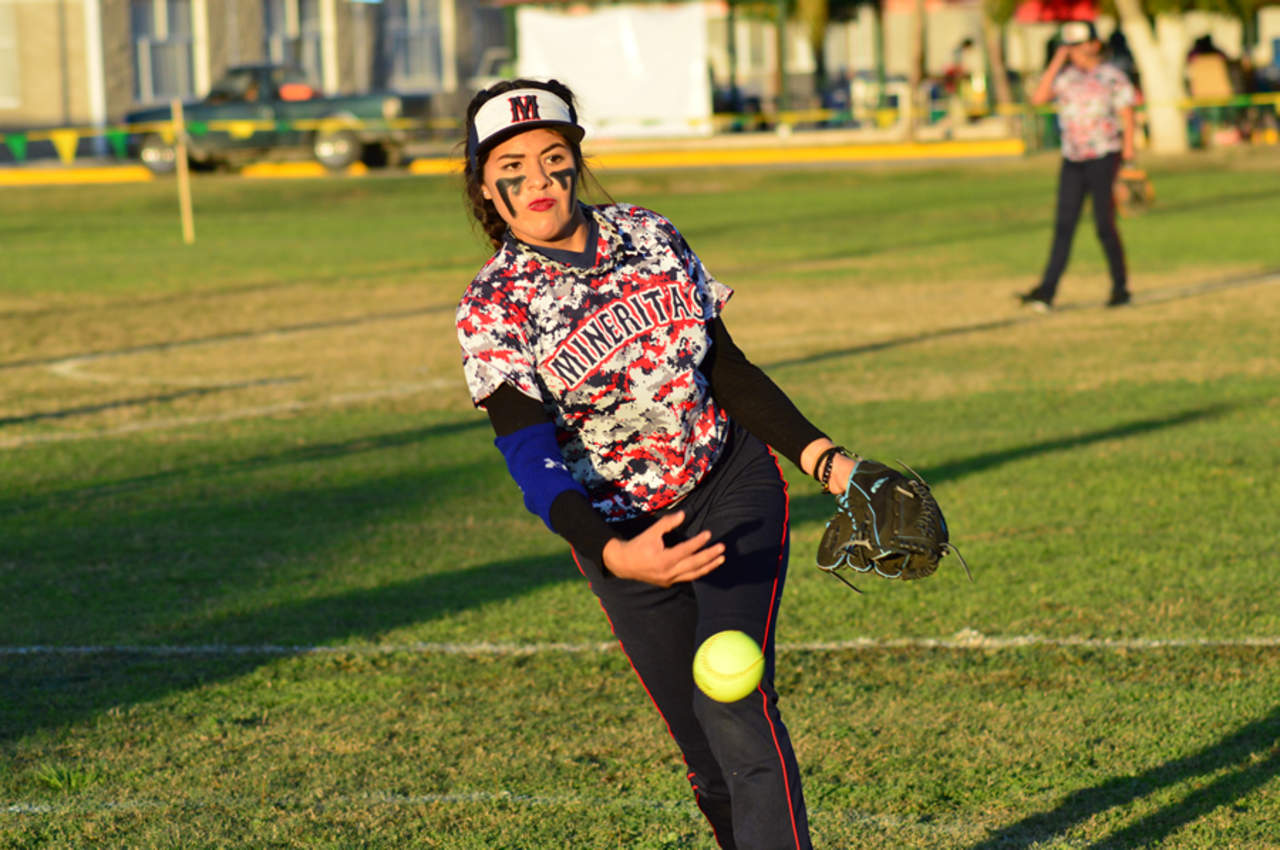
left=1034, top=152, right=1129, bottom=302
left=573, top=423, right=811, bottom=850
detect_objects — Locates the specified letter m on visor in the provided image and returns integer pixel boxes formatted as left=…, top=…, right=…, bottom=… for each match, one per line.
left=508, top=94, right=541, bottom=123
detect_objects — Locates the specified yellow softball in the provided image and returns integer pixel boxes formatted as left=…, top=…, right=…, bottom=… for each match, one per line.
left=692, top=630, right=764, bottom=703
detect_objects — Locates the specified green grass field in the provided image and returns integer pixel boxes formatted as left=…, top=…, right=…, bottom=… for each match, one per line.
left=2, top=146, right=1279, bottom=849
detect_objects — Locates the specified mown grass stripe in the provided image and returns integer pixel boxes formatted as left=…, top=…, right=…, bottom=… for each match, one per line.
left=0, top=381, right=452, bottom=449
left=4, top=635, right=1279, bottom=657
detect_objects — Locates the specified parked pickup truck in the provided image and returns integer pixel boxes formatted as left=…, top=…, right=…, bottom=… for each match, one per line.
left=126, top=64, right=434, bottom=173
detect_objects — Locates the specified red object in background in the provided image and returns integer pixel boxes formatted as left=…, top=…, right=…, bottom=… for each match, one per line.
left=278, top=82, right=316, bottom=102
left=1014, top=0, right=1097, bottom=22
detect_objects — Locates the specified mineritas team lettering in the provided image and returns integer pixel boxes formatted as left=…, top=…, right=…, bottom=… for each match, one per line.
left=545, top=281, right=705, bottom=389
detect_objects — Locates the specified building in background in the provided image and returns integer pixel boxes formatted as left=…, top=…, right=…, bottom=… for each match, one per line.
left=2, top=0, right=1278, bottom=146
left=0, top=0, right=509, bottom=135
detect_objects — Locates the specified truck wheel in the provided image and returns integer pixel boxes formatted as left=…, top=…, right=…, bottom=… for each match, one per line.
left=139, top=134, right=178, bottom=174
left=313, top=129, right=359, bottom=170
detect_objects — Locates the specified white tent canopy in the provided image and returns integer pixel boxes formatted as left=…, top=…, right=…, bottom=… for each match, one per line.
left=517, top=3, right=713, bottom=139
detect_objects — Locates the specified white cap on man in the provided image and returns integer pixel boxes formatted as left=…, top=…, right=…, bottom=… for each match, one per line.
left=1060, top=21, right=1098, bottom=46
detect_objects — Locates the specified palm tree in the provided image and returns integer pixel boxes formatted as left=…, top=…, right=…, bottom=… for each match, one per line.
left=796, top=0, right=831, bottom=95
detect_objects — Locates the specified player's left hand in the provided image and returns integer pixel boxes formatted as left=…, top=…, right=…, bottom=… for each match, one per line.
left=816, top=459, right=970, bottom=593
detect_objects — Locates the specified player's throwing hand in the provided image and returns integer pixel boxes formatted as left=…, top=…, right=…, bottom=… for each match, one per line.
left=602, top=511, right=726, bottom=587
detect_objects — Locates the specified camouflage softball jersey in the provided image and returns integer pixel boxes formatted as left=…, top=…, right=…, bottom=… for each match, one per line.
left=457, top=203, right=732, bottom=520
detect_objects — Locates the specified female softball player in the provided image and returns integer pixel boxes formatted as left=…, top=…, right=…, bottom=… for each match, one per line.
left=1020, top=20, right=1137, bottom=311
left=455, top=79, right=859, bottom=850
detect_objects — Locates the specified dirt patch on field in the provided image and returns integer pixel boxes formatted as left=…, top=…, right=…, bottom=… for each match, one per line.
left=2, top=264, right=1275, bottom=445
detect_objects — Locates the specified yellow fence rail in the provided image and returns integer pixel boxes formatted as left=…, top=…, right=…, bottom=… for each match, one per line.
left=3, top=91, right=1278, bottom=167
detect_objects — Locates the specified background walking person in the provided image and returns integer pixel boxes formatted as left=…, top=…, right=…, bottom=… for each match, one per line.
left=1020, top=20, right=1138, bottom=311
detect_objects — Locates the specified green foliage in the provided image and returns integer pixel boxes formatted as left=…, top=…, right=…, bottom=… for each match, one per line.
left=984, top=0, right=1019, bottom=25
left=989, top=0, right=1268, bottom=26
left=828, top=0, right=873, bottom=23
left=1098, top=0, right=1265, bottom=18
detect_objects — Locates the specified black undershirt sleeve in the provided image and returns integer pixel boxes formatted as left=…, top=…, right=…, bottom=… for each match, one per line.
left=481, top=384, right=617, bottom=565
left=483, top=382, right=550, bottom=437
left=701, top=316, right=828, bottom=470
left=481, top=316, right=827, bottom=565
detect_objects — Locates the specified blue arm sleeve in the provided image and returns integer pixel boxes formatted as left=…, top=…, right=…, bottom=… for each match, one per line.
left=494, top=422, right=589, bottom=532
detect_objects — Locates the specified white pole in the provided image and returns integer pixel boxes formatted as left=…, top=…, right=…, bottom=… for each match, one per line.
left=192, top=0, right=210, bottom=96
left=440, top=0, right=458, bottom=92
left=82, top=0, right=108, bottom=157
left=321, top=0, right=340, bottom=94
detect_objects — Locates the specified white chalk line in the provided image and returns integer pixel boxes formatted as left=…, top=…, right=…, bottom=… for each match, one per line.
left=47, top=358, right=219, bottom=387
left=0, top=381, right=457, bottom=449
left=4, top=632, right=1279, bottom=658
left=2, top=790, right=966, bottom=834
left=2, top=790, right=688, bottom=817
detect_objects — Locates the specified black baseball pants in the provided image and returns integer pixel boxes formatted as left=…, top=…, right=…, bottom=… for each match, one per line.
left=573, top=422, right=811, bottom=850
left=1033, top=151, right=1129, bottom=303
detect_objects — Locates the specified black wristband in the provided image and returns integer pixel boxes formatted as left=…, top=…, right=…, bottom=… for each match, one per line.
left=812, top=448, right=833, bottom=486
left=814, top=446, right=847, bottom=488
left=823, top=446, right=845, bottom=487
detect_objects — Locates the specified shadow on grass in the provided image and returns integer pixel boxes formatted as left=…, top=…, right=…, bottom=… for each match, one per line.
left=0, top=417, right=588, bottom=743
left=0, top=377, right=302, bottom=427
left=0, top=403, right=1241, bottom=746
left=1141, top=185, right=1280, bottom=218
left=9, top=419, right=486, bottom=510
left=696, top=184, right=1280, bottom=272
left=786, top=403, right=1233, bottom=529
left=0, top=265, right=446, bottom=322
left=762, top=268, right=1280, bottom=374
left=0, top=552, right=572, bottom=743
left=0, top=303, right=457, bottom=372
left=692, top=208, right=1049, bottom=265
left=967, top=705, right=1280, bottom=849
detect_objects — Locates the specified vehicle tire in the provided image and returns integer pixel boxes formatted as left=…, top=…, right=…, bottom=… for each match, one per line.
left=139, top=133, right=179, bottom=175
left=359, top=143, right=393, bottom=168
left=313, top=128, right=360, bottom=170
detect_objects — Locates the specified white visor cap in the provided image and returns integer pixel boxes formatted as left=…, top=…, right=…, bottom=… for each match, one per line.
left=471, top=88, right=585, bottom=161
left=1060, top=21, right=1097, bottom=45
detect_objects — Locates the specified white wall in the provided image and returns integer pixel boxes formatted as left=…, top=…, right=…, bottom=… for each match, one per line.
left=518, top=4, right=713, bottom=138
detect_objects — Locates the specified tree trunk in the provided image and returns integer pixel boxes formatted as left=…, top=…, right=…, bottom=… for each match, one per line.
left=1112, top=0, right=1188, bottom=154
left=906, top=0, right=925, bottom=139
left=981, top=13, right=1013, bottom=129
left=797, top=0, right=829, bottom=96
left=775, top=0, right=790, bottom=113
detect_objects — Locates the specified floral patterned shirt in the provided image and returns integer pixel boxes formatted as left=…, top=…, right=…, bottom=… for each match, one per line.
left=1052, top=62, right=1137, bottom=162
left=456, top=204, right=733, bottom=520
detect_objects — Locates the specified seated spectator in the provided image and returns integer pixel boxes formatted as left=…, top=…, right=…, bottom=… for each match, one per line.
left=1186, top=36, right=1233, bottom=100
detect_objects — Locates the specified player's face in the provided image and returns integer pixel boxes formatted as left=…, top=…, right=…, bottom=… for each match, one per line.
left=1067, top=40, right=1101, bottom=65
left=481, top=127, right=586, bottom=251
